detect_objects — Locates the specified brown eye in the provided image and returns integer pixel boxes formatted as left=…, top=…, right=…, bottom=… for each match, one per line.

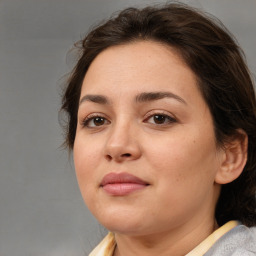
left=93, top=117, right=105, bottom=126
left=153, top=115, right=166, bottom=124
left=146, top=114, right=176, bottom=125
left=82, top=116, right=110, bottom=128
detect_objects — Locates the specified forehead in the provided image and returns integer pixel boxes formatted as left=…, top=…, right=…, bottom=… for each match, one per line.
left=80, top=41, right=201, bottom=104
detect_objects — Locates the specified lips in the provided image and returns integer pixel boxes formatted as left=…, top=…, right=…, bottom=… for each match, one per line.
left=100, top=172, right=149, bottom=196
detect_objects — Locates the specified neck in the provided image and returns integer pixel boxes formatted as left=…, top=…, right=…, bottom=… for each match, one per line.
left=113, top=217, right=217, bottom=256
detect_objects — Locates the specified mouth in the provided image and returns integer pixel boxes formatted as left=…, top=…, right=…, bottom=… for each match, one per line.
left=100, top=172, right=149, bottom=196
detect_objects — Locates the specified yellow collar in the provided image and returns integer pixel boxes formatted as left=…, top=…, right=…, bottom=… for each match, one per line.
left=185, top=220, right=239, bottom=256
left=89, top=232, right=115, bottom=256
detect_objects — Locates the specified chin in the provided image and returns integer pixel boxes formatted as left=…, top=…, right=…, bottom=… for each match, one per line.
left=95, top=208, right=146, bottom=235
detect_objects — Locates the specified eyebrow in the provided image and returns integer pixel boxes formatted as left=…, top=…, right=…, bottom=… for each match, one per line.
left=79, top=94, right=109, bottom=105
left=135, top=91, right=187, bottom=105
left=79, top=91, right=187, bottom=106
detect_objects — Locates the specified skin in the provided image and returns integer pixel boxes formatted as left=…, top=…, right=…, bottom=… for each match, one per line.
left=74, top=41, right=227, bottom=256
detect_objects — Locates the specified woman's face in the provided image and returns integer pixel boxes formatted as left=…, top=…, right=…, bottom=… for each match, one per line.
left=74, top=41, right=223, bottom=236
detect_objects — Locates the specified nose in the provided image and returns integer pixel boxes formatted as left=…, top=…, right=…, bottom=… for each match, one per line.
left=104, top=121, right=142, bottom=162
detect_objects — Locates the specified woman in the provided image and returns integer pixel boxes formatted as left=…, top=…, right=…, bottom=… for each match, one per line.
left=60, top=3, right=256, bottom=255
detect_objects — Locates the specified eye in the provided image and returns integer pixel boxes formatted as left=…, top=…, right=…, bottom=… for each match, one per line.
left=145, top=114, right=176, bottom=125
left=82, top=115, right=110, bottom=128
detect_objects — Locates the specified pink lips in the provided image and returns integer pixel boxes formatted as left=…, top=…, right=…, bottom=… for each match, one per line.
left=100, top=172, right=149, bottom=196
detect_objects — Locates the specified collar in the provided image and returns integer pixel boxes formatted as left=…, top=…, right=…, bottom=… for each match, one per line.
left=185, top=220, right=239, bottom=256
left=89, top=232, right=115, bottom=256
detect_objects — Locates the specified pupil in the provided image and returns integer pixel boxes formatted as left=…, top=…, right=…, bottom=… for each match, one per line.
left=94, top=117, right=104, bottom=126
left=154, top=115, right=165, bottom=124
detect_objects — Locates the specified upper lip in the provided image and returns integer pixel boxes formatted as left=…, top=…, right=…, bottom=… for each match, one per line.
left=100, top=172, right=149, bottom=186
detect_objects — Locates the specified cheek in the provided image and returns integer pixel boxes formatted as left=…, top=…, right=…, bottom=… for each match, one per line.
left=73, top=136, right=101, bottom=187
left=145, top=131, right=219, bottom=217
left=146, top=127, right=219, bottom=186
left=73, top=137, right=104, bottom=211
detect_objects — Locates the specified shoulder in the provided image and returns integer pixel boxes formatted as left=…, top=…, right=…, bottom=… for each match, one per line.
left=205, top=225, right=256, bottom=256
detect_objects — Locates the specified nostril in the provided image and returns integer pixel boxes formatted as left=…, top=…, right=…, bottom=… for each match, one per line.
left=105, top=155, right=112, bottom=161
left=122, top=153, right=131, bottom=157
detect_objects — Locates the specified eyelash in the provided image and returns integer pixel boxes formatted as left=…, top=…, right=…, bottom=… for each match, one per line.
left=144, top=112, right=177, bottom=126
left=81, top=112, right=177, bottom=128
left=81, top=114, right=110, bottom=128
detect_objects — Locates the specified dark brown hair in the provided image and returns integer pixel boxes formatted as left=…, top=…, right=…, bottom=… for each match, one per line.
left=60, top=3, right=256, bottom=227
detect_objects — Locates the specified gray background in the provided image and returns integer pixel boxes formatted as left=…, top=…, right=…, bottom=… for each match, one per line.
left=0, top=0, right=255, bottom=255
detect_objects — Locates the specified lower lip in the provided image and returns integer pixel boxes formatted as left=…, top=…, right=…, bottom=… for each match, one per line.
left=102, top=183, right=147, bottom=196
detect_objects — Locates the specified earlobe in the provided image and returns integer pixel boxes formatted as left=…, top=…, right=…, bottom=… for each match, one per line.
left=215, top=129, right=248, bottom=185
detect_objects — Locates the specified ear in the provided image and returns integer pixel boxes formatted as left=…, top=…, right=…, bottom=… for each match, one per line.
left=215, top=129, right=248, bottom=185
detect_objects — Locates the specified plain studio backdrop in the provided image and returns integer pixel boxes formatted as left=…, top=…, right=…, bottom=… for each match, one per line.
left=0, top=0, right=255, bottom=255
